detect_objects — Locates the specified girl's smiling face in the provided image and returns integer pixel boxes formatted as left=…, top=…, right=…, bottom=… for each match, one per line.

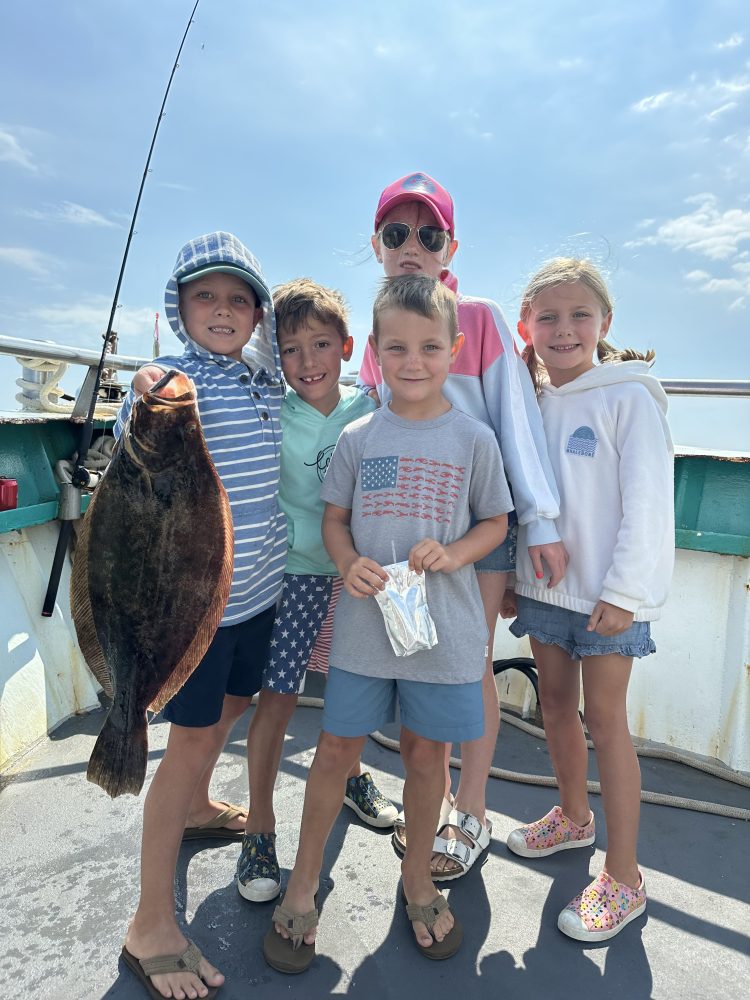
left=519, top=280, right=613, bottom=387
left=372, top=201, right=458, bottom=280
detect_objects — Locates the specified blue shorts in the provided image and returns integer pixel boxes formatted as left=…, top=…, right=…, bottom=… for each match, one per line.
left=162, top=605, right=276, bottom=728
left=262, top=573, right=336, bottom=694
left=322, top=666, right=484, bottom=743
left=475, top=510, right=517, bottom=574
left=510, top=595, right=656, bottom=660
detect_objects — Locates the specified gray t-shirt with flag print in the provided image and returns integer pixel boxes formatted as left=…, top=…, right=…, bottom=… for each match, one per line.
left=320, top=405, right=513, bottom=684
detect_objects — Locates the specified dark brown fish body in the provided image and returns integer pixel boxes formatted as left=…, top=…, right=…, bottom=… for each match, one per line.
left=71, top=370, right=233, bottom=797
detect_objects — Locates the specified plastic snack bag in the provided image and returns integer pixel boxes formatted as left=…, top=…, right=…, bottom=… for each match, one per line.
left=374, top=559, right=438, bottom=657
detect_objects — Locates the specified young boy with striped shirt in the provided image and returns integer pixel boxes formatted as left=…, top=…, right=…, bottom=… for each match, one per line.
left=116, top=231, right=286, bottom=1000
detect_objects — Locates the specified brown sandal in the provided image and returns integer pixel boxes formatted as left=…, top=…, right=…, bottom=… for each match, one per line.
left=403, top=891, right=462, bottom=960
left=263, top=899, right=319, bottom=974
left=183, top=802, right=247, bottom=842
left=121, top=940, right=221, bottom=998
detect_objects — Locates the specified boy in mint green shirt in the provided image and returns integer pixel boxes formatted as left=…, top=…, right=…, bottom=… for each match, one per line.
left=236, top=278, right=396, bottom=904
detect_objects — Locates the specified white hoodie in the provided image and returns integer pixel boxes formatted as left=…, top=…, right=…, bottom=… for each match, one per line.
left=515, top=361, right=674, bottom=621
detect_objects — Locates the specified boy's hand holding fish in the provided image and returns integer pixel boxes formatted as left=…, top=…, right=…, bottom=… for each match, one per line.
left=132, top=365, right=168, bottom=396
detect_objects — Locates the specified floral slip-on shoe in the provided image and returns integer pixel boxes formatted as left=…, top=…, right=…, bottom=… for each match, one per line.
left=558, top=869, right=647, bottom=941
left=506, top=805, right=595, bottom=858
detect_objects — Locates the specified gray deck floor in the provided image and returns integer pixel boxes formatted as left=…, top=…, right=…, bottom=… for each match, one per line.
left=2, top=672, right=749, bottom=999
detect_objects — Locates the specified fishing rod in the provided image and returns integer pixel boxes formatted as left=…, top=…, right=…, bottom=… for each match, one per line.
left=42, top=0, right=202, bottom=617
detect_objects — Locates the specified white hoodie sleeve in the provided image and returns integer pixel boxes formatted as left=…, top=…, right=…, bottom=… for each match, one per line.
left=598, top=384, right=675, bottom=613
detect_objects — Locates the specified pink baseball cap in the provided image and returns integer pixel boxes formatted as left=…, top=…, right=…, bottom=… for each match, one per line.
left=374, top=172, right=455, bottom=237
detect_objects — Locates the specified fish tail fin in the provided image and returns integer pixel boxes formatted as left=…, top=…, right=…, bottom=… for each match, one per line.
left=87, top=714, right=148, bottom=798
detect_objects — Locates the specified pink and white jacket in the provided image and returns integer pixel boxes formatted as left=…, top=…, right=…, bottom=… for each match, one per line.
left=357, top=272, right=561, bottom=546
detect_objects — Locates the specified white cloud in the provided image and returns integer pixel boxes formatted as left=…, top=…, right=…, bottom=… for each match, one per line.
left=629, top=196, right=750, bottom=310
left=154, top=180, right=192, bottom=192
left=684, top=264, right=750, bottom=308
left=631, top=72, right=750, bottom=115
left=0, top=246, right=51, bottom=275
left=715, top=33, right=744, bottom=50
left=30, top=297, right=156, bottom=341
left=558, top=57, right=583, bottom=70
left=625, top=194, right=750, bottom=260
left=0, top=127, right=37, bottom=172
left=705, top=101, right=737, bottom=121
left=632, top=91, right=674, bottom=112
left=22, top=201, right=117, bottom=227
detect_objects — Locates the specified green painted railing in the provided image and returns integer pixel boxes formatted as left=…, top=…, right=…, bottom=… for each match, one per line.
left=0, top=421, right=104, bottom=533
left=1, top=420, right=749, bottom=556
left=674, top=454, right=750, bottom=557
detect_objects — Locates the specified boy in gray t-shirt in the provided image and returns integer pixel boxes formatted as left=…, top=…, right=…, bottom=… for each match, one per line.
left=263, top=275, right=512, bottom=973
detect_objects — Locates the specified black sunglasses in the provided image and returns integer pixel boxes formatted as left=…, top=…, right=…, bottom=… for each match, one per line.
left=379, top=222, right=450, bottom=254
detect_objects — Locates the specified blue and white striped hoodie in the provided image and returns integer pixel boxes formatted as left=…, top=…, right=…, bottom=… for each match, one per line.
left=114, top=232, right=286, bottom=626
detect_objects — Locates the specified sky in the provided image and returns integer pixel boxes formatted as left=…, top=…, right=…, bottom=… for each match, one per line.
left=1, top=0, right=748, bottom=449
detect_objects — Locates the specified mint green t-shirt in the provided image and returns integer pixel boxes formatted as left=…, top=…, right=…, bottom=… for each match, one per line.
left=280, top=385, right=375, bottom=575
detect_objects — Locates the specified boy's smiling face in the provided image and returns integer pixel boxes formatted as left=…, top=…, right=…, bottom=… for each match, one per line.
left=370, top=308, right=463, bottom=420
left=278, top=319, right=353, bottom=416
left=179, top=271, right=262, bottom=361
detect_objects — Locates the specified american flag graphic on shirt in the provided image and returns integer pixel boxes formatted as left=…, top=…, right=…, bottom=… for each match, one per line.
left=360, top=455, right=465, bottom=523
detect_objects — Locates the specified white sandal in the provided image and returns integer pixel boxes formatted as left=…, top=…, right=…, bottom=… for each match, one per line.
left=431, top=808, right=492, bottom=882
left=392, top=795, right=454, bottom=856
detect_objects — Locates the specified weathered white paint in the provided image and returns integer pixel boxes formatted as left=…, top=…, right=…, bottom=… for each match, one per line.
left=0, top=523, right=100, bottom=771
left=493, top=548, right=750, bottom=772
left=1, top=524, right=747, bottom=774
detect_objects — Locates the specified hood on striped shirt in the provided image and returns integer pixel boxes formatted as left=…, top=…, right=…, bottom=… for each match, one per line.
left=165, top=231, right=281, bottom=381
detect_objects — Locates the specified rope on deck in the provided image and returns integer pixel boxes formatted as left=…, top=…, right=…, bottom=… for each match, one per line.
left=14, top=355, right=121, bottom=418
left=293, top=696, right=750, bottom=823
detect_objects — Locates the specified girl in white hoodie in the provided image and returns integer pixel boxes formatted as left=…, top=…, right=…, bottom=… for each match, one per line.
left=506, top=258, right=674, bottom=942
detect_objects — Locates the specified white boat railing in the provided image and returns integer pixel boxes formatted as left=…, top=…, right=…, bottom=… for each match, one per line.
left=0, top=334, right=149, bottom=372
left=1, top=333, right=749, bottom=398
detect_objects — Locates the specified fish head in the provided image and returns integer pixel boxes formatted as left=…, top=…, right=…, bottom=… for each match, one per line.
left=127, top=370, right=201, bottom=470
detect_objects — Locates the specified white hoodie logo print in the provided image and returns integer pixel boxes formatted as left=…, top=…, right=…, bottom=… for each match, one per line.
left=566, top=426, right=597, bottom=458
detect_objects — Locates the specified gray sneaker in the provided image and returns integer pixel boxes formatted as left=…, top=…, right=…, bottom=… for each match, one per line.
left=343, top=772, right=398, bottom=829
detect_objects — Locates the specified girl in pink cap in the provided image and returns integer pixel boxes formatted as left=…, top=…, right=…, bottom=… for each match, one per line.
left=358, top=171, right=567, bottom=880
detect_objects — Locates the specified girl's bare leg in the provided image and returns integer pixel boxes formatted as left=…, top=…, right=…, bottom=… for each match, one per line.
left=531, top=639, right=591, bottom=826
left=582, top=654, right=641, bottom=888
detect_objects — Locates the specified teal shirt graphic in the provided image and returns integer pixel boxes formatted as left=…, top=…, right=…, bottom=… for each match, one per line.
left=280, top=385, right=375, bottom=576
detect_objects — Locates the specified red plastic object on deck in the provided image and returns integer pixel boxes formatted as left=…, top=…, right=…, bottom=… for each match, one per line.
left=0, top=478, right=18, bottom=511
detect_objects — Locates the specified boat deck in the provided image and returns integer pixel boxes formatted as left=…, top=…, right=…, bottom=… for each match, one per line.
left=2, top=671, right=749, bottom=1000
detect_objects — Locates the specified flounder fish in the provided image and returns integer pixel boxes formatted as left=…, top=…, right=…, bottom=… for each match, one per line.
left=71, top=370, right=233, bottom=797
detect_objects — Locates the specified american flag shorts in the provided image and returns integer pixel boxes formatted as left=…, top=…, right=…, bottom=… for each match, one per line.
left=262, top=574, right=342, bottom=694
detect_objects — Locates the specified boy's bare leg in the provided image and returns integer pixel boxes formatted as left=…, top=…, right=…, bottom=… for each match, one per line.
left=272, top=732, right=365, bottom=946
left=124, top=694, right=250, bottom=999
left=432, top=571, right=506, bottom=874
left=246, top=688, right=299, bottom=833
left=185, top=697, right=250, bottom=832
left=347, top=759, right=366, bottom=779
left=400, top=728, right=455, bottom=947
